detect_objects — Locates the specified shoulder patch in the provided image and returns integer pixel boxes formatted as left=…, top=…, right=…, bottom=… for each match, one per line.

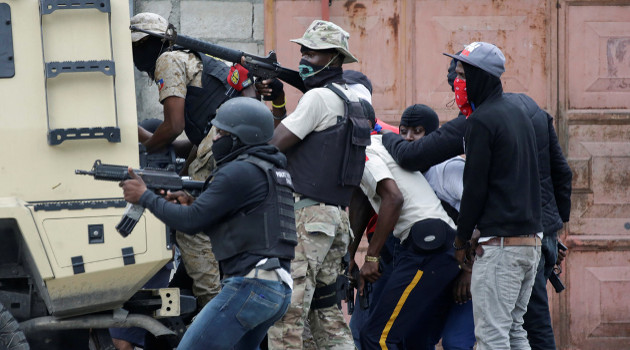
left=157, top=78, right=164, bottom=91
left=273, top=169, right=294, bottom=189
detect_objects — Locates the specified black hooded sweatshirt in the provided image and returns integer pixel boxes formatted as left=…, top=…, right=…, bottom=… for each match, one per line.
left=457, top=64, right=543, bottom=241
left=383, top=59, right=571, bottom=236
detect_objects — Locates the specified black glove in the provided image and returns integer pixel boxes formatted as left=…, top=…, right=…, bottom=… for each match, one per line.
left=262, top=78, right=284, bottom=101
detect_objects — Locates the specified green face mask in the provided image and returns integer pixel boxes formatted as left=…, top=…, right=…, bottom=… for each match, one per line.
left=298, top=53, right=340, bottom=80
left=298, top=61, right=316, bottom=80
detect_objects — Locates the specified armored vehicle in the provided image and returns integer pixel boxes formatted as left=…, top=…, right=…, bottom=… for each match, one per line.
left=0, top=0, right=186, bottom=348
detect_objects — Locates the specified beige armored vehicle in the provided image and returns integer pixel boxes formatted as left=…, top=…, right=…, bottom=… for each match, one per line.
left=0, top=0, right=187, bottom=348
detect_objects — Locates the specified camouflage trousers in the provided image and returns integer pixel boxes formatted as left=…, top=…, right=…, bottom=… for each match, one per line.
left=175, top=231, right=220, bottom=308
left=176, top=128, right=220, bottom=308
left=268, top=203, right=355, bottom=350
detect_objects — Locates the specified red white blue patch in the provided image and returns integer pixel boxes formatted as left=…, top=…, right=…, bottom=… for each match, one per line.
left=158, top=78, right=164, bottom=91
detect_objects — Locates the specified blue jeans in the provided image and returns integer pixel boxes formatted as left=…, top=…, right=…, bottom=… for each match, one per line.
left=440, top=300, right=476, bottom=350
left=523, top=233, right=558, bottom=350
left=177, top=276, right=291, bottom=350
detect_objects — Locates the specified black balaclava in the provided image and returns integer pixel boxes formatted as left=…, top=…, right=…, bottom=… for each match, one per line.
left=461, top=62, right=503, bottom=109
left=132, top=36, right=167, bottom=80
left=399, top=104, right=440, bottom=135
left=211, top=135, right=252, bottom=166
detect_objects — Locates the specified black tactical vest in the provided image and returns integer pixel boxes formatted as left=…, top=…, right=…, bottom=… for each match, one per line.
left=208, top=155, right=297, bottom=263
left=184, top=53, right=231, bottom=146
left=286, top=83, right=371, bottom=207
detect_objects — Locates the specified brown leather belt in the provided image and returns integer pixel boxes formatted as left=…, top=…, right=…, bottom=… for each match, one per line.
left=480, top=234, right=540, bottom=247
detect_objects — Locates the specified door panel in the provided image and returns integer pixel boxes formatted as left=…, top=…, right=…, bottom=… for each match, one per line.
left=560, top=2, right=630, bottom=348
left=414, top=0, right=551, bottom=118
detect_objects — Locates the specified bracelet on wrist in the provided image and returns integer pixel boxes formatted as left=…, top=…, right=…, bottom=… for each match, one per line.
left=273, top=112, right=287, bottom=121
left=453, top=241, right=470, bottom=251
left=272, top=97, right=286, bottom=109
left=365, top=255, right=380, bottom=263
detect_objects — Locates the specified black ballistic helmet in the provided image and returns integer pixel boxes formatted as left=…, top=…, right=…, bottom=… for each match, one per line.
left=211, top=97, right=274, bottom=145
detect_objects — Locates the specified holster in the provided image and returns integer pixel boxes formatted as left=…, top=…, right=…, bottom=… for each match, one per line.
left=409, top=227, right=448, bottom=254
left=311, top=282, right=339, bottom=310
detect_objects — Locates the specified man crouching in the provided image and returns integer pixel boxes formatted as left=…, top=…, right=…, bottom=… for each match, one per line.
left=122, top=97, right=296, bottom=349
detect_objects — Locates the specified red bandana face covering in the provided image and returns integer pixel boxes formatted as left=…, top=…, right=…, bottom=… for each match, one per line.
left=454, top=78, right=472, bottom=118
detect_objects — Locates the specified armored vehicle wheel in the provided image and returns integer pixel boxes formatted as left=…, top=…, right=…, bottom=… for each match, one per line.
left=0, top=302, right=29, bottom=350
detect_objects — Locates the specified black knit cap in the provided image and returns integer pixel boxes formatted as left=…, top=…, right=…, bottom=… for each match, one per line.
left=400, top=104, right=439, bottom=135
left=343, top=70, right=373, bottom=94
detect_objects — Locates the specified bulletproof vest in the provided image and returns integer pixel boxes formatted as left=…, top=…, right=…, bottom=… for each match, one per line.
left=286, top=83, right=371, bottom=207
left=208, top=154, right=297, bottom=264
left=184, top=53, right=231, bottom=146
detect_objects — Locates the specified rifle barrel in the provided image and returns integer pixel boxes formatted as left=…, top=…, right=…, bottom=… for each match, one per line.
left=175, top=34, right=244, bottom=63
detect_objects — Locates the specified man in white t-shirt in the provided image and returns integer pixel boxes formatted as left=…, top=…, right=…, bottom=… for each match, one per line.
left=267, top=20, right=371, bottom=350
left=352, top=125, right=461, bottom=348
left=398, top=104, right=476, bottom=350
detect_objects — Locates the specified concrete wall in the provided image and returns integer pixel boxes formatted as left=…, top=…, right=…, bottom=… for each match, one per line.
left=131, top=0, right=265, bottom=121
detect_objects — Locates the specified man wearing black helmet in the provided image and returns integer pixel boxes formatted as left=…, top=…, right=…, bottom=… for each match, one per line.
left=130, top=12, right=248, bottom=311
left=121, top=97, right=296, bottom=349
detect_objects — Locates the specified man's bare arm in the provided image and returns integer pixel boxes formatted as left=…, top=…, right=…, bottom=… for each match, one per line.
left=142, top=96, right=186, bottom=153
left=361, top=178, right=403, bottom=283
left=270, top=123, right=301, bottom=152
left=348, top=189, right=376, bottom=260
left=138, top=125, right=152, bottom=144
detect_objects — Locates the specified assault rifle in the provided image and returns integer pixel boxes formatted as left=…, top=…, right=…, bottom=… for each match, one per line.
left=76, top=160, right=205, bottom=237
left=130, top=25, right=306, bottom=93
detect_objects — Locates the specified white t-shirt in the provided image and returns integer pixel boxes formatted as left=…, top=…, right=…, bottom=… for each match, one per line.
left=424, top=156, right=466, bottom=211
left=360, top=135, right=456, bottom=243
left=281, top=83, right=355, bottom=139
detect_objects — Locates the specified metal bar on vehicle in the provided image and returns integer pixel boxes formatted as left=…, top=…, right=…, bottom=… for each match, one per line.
left=40, top=0, right=111, bottom=15
left=45, top=60, right=115, bottom=78
left=48, top=127, right=120, bottom=145
left=20, top=314, right=176, bottom=337
left=30, top=199, right=127, bottom=212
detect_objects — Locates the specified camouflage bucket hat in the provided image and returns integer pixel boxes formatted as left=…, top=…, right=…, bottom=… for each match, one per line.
left=291, top=20, right=358, bottom=63
left=130, top=13, right=168, bottom=43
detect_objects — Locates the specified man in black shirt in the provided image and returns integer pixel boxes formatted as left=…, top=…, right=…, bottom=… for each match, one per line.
left=445, top=42, right=543, bottom=350
left=121, top=97, right=296, bottom=349
left=383, top=51, right=572, bottom=350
